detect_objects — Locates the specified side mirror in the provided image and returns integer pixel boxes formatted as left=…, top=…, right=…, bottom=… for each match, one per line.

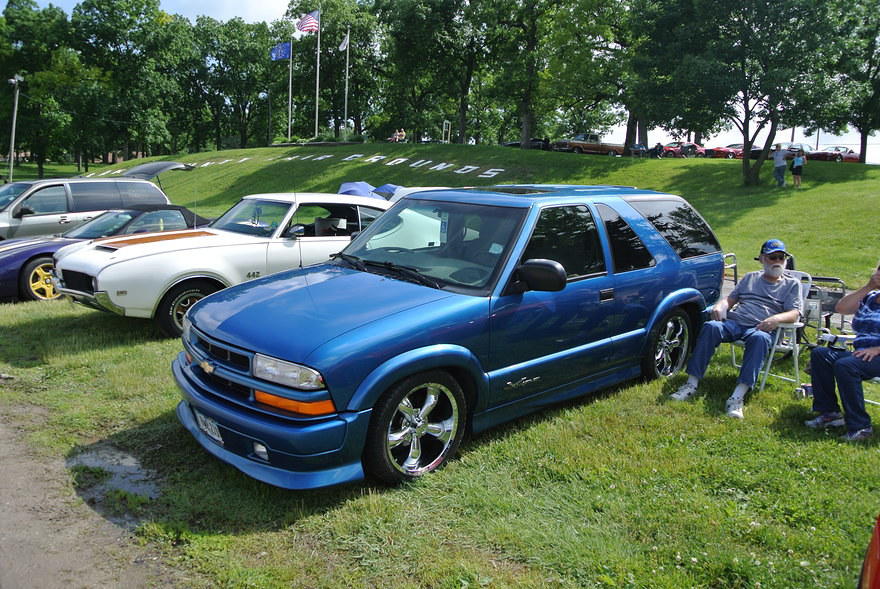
left=284, top=224, right=305, bottom=239
left=506, top=259, right=567, bottom=294
left=13, top=205, right=33, bottom=219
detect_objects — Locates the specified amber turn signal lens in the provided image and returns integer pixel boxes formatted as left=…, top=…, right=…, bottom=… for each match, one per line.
left=254, top=390, right=336, bottom=416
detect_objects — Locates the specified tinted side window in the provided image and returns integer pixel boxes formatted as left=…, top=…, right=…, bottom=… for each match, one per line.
left=627, top=199, right=721, bottom=258
left=118, top=182, right=167, bottom=205
left=22, top=185, right=69, bottom=214
left=595, top=203, right=655, bottom=273
left=522, top=205, right=605, bottom=279
left=69, top=182, right=123, bottom=211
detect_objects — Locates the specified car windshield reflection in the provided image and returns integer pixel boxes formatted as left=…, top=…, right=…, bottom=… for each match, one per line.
left=64, top=211, right=137, bottom=239
left=0, top=182, right=32, bottom=210
left=210, top=199, right=292, bottom=237
left=345, top=198, right=525, bottom=291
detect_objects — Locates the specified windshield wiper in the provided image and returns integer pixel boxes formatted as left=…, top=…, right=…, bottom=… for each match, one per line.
left=364, top=260, right=441, bottom=289
left=330, top=252, right=366, bottom=271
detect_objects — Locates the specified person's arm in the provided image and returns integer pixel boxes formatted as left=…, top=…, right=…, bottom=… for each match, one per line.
left=836, top=270, right=880, bottom=315
left=756, top=308, right=800, bottom=332
left=711, top=295, right=736, bottom=320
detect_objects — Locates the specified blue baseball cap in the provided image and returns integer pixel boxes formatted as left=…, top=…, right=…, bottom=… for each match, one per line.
left=759, top=239, right=788, bottom=256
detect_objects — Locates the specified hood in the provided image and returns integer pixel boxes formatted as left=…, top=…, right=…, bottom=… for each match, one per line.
left=0, top=237, right=79, bottom=257
left=56, top=228, right=262, bottom=271
left=189, top=265, right=458, bottom=362
left=121, top=161, right=193, bottom=179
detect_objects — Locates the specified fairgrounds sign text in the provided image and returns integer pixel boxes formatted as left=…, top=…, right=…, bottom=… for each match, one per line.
left=85, top=152, right=506, bottom=180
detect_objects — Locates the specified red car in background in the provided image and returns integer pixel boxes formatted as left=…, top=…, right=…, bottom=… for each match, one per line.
left=705, top=143, right=743, bottom=159
left=808, top=145, right=861, bottom=163
left=662, top=141, right=706, bottom=158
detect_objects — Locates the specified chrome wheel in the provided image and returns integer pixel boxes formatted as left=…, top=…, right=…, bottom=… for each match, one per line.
left=365, top=371, right=466, bottom=484
left=642, top=309, right=691, bottom=379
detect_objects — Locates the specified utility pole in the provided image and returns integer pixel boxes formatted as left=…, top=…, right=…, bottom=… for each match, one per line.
left=8, top=74, right=23, bottom=182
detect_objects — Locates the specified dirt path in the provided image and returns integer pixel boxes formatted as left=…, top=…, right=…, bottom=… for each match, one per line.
left=0, top=418, right=183, bottom=588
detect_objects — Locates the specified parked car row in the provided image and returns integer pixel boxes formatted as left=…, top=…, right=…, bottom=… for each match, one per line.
left=4, top=168, right=728, bottom=491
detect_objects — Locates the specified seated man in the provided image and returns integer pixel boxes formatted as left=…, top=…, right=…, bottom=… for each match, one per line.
left=803, top=260, right=880, bottom=441
left=671, top=239, right=802, bottom=419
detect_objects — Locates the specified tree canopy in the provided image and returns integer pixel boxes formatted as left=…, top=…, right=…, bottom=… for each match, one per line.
left=0, top=0, right=874, bottom=183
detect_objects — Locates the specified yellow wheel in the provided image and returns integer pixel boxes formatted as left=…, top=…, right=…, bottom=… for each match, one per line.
left=20, top=257, right=60, bottom=301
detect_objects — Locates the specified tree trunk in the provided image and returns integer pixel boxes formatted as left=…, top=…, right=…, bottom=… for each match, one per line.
left=860, top=129, right=869, bottom=164
left=638, top=120, right=649, bottom=146
left=624, top=111, right=638, bottom=153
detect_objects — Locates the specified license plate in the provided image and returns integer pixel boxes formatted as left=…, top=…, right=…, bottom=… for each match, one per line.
left=194, top=410, right=223, bottom=445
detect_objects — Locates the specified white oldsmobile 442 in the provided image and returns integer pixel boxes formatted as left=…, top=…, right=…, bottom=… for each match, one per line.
left=53, top=192, right=391, bottom=336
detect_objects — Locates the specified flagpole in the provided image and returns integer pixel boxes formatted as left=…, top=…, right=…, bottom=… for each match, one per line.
left=343, top=26, right=350, bottom=139
left=287, top=34, right=293, bottom=142
left=314, top=17, right=321, bottom=138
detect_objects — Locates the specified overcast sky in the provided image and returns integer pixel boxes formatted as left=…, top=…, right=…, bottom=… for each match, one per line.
left=32, top=0, right=290, bottom=23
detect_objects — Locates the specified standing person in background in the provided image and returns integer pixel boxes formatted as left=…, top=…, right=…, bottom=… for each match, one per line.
left=772, top=144, right=788, bottom=187
left=397, top=128, right=406, bottom=143
left=791, top=149, right=806, bottom=188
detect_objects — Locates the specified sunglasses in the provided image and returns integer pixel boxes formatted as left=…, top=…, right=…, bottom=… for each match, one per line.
left=765, top=253, right=786, bottom=261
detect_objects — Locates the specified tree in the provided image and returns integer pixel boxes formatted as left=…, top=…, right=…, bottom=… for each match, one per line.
left=633, top=0, right=845, bottom=185
left=834, top=0, right=880, bottom=163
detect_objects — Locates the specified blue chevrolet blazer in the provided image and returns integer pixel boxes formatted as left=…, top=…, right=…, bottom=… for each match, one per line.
left=172, top=185, right=724, bottom=489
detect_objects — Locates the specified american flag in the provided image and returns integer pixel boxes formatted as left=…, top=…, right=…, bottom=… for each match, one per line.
left=296, top=10, right=321, bottom=33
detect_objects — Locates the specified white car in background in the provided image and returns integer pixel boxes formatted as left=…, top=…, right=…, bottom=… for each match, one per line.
left=53, top=192, right=391, bottom=336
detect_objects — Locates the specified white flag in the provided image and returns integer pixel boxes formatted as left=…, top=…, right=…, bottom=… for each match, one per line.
left=339, top=32, right=349, bottom=52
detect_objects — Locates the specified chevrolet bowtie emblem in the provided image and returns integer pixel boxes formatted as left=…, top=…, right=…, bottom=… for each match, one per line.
left=200, top=361, right=216, bottom=375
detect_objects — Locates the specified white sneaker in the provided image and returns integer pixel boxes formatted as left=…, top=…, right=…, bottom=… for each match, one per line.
left=671, top=382, right=698, bottom=401
left=725, top=397, right=744, bottom=419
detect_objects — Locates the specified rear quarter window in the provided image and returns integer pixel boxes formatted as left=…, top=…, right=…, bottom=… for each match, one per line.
left=69, top=182, right=123, bottom=211
left=627, top=199, right=721, bottom=259
left=118, top=181, right=168, bottom=205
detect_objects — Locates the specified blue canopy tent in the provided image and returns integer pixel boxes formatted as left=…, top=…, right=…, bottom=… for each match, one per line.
left=373, top=183, right=402, bottom=199
left=338, top=181, right=384, bottom=200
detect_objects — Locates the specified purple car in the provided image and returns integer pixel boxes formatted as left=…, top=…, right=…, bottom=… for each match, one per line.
left=0, top=204, right=210, bottom=301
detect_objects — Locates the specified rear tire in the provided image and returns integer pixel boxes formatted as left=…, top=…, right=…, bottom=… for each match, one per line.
left=726, top=152, right=735, bottom=159
left=607, top=150, right=617, bottom=157
left=363, top=370, right=467, bottom=485
left=20, top=256, right=60, bottom=301
left=155, top=280, right=220, bottom=337
left=641, top=308, right=691, bottom=379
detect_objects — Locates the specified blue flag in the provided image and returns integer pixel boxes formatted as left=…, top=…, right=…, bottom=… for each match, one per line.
left=270, top=42, right=291, bottom=61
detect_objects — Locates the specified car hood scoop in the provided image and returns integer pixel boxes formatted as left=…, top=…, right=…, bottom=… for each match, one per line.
left=190, top=265, right=454, bottom=361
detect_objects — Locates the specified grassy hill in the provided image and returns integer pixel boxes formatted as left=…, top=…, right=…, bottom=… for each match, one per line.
left=3, top=145, right=879, bottom=588
left=50, top=143, right=875, bottom=286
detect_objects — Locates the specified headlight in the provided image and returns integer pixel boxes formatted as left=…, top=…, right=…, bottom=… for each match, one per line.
left=253, top=354, right=325, bottom=390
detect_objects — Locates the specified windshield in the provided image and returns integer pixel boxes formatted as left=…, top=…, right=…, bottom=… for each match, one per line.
left=345, top=199, right=526, bottom=291
left=210, top=199, right=292, bottom=237
left=0, top=182, right=33, bottom=211
left=64, top=211, right=137, bottom=239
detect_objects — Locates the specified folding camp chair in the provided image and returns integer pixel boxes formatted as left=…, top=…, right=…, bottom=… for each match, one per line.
left=731, top=270, right=812, bottom=392
left=800, top=275, right=847, bottom=345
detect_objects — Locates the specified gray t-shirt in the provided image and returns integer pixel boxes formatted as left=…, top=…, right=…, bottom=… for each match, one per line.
left=728, top=270, right=802, bottom=327
left=772, top=149, right=787, bottom=167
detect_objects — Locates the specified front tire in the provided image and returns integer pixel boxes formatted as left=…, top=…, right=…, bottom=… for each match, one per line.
left=641, top=308, right=692, bottom=379
left=573, top=147, right=583, bottom=154
left=726, top=152, right=735, bottom=159
left=155, top=280, right=220, bottom=337
left=20, top=256, right=60, bottom=301
left=363, top=370, right=467, bottom=485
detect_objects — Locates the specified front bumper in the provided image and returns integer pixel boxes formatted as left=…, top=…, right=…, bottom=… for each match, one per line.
left=62, top=288, right=125, bottom=315
left=172, top=353, right=370, bottom=490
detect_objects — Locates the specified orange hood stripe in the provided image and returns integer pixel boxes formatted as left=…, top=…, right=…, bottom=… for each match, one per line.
left=98, top=230, right=216, bottom=248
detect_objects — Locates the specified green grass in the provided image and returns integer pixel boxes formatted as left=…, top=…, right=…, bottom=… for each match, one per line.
left=1, top=146, right=878, bottom=588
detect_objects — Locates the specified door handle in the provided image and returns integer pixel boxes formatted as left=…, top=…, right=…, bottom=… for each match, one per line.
left=58, top=217, right=71, bottom=224
left=599, top=288, right=614, bottom=301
